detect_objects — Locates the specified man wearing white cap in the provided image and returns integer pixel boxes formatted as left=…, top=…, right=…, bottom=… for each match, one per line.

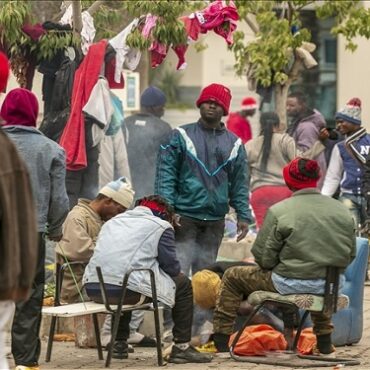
left=55, top=177, right=134, bottom=303
left=226, top=96, right=257, bottom=144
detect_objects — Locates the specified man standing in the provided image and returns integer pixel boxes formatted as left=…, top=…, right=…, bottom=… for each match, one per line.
left=322, top=98, right=370, bottom=229
left=155, top=83, right=252, bottom=276
left=1, top=88, right=69, bottom=370
left=226, top=96, right=257, bottom=144
left=286, top=91, right=327, bottom=187
left=213, top=158, right=356, bottom=356
left=124, top=86, right=172, bottom=199
left=0, top=54, right=38, bottom=370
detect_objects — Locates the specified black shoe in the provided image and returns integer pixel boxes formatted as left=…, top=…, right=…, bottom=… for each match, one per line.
left=213, top=333, right=230, bottom=352
left=112, top=341, right=129, bottom=359
left=169, top=345, right=213, bottom=364
left=106, top=342, right=134, bottom=353
left=131, top=335, right=157, bottom=347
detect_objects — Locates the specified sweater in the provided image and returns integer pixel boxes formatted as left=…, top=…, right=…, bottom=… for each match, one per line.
left=246, top=132, right=325, bottom=192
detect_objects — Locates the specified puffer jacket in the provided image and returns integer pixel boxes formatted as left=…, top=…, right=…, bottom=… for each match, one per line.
left=155, top=121, right=252, bottom=222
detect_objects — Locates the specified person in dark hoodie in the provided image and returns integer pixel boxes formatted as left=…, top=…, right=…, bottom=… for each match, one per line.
left=1, top=88, right=69, bottom=370
left=286, top=91, right=327, bottom=188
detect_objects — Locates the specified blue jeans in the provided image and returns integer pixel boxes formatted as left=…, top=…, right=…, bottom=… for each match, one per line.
left=339, top=193, right=367, bottom=229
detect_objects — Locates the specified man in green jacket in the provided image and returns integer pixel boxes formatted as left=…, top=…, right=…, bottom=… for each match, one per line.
left=213, top=157, right=356, bottom=356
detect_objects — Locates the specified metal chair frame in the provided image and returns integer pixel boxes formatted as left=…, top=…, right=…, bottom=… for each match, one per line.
left=229, top=267, right=360, bottom=367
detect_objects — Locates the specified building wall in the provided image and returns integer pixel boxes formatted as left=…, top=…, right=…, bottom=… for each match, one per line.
left=337, top=34, right=370, bottom=131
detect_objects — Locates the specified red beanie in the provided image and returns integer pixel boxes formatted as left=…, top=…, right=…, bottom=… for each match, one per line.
left=241, top=97, right=257, bottom=110
left=196, top=83, right=231, bottom=116
left=283, top=157, right=321, bottom=190
left=0, top=52, right=9, bottom=92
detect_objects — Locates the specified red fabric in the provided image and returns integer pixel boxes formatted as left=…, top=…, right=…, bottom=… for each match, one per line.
left=241, top=97, right=257, bottom=110
left=105, top=57, right=125, bottom=89
left=180, top=16, right=201, bottom=41
left=172, top=44, right=188, bottom=70
left=229, top=324, right=287, bottom=356
left=226, top=112, right=252, bottom=144
left=139, top=200, right=167, bottom=215
left=1, top=88, right=38, bottom=127
left=21, top=23, right=46, bottom=41
left=0, top=52, right=9, bottom=92
left=250, top=186, right=292, bottom=229
left=59, top=40, right=108, bottom=170
left=283, top=157, right=321, bottom=190
left=196, top=83, right=231, bottom=115
left=150, top=41, right=169, bottom=68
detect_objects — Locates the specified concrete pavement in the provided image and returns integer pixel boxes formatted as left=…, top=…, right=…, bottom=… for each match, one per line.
left=6, top=285, right=370, bottom=370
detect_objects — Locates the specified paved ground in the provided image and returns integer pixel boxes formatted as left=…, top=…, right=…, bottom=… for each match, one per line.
left=6, top=286, right=370, bottom=370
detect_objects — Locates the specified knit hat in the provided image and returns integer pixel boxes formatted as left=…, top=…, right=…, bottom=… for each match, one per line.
left=196, top=83, right=231, bottom=116
left=335, top=98, right=361, bottom=125
left=140, top=86, right=166, bottom=107
left=283, top=157, right=321, bottom=190
left=241, top=96, right=257, bottom=110
left=99, top=177, right=134, bottom=209
left=0, top=52, right=9, bottom=92
left=1, top=88, right=39, bottom=127
left=192, top=269, right=221, bottom=309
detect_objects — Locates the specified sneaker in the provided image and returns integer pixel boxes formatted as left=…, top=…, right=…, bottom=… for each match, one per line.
left=311, top=344, right=336, bottom=358
left=112, top=341, right=129, bottom=359
left=128, top=334, right=157, bottom=347
left=15, top=367, right=40, bottom=370
left=105, top=342, right=134, bottom=353
left=169, top=345, right=213, bottom=364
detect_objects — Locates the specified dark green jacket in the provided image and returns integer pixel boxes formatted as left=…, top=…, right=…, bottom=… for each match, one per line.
left=155, top=121, right=252, bottom=222
left=252, top=188, right=356, bottom=279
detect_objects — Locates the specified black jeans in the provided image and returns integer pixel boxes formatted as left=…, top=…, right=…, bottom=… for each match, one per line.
left=86, top=274, right=193, bottom=343
left=12, top=233, right=45, bottom=367
left=175, top=216, right=225, bottom=276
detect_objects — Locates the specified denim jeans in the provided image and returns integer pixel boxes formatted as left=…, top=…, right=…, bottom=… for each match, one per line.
left=339, top=193, right=367, bottom=229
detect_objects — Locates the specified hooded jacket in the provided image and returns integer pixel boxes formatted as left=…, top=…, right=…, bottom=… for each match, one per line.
left=288, top=110, right=327, bottom=187
left=155, top=121, right=252, bottom=222
left=0, top=129, right=38, bottom=301
left=1, top=88, right=69, bottom=236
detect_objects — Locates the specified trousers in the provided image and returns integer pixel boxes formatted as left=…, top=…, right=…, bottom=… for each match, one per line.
left=0, top=301, right=14, bottom=370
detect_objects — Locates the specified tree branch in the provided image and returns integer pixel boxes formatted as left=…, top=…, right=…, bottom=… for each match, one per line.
left=72, top=1, right=82, bottom=34
left=87, top=0, right=108, bottom=16
left=287, top=54, right=303, bottom=83
left=244, top=15, right=259, bottom=34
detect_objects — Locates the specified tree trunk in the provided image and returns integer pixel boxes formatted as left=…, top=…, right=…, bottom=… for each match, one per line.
left=72, top=1, right=83, bottom=34
left=274, top=83, right=290, bottom=132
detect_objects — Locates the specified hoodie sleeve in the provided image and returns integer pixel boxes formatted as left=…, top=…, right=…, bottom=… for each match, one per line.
left=321, top=144, right=343, bottom=197
left=157, top=228, right=181, bottom=277
left=155, top=130, right=183, bottom=206
left=47, top=147, right=69, bottom=237
left=295, top=120, right=321, bottom=152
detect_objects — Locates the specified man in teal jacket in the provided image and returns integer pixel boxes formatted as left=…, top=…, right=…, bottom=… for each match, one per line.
left=213, top=157, right=356, bottom=356
left=155, top=83, right=252, bottom=276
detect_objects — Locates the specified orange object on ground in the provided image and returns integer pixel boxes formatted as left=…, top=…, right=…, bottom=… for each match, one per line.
left=229, top=324, right=287, bottom=356
left=296, top=328, right=317, bottom=355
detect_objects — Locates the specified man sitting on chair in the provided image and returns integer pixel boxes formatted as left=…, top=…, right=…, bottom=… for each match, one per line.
left=82, top=195, right=213, bottom=363
left=213, top=158, right=356, bottom=356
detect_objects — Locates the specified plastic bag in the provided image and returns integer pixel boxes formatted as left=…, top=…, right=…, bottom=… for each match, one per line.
left=229, top=324, right=287, bottom=356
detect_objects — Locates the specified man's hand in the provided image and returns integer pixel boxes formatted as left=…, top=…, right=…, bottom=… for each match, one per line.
left=236, top=221, right=249, bottom=242
left=319, top=128, right=330, bottom=142
left=48, top=235, right=63, bottom=242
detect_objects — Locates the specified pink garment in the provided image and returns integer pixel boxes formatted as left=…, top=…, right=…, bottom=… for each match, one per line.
left=214, top=20, right=238, bottom=45
left=142, top=14, right=158, bottom=38
left=59, top=40, right=107, bottom=170
left=149, top=41, right=168, bottom=68
left=172, top=44, right=188, bottom=70
left=250, top=185, right=292, bottom=229
left=180, top=16, right=201, bottom=41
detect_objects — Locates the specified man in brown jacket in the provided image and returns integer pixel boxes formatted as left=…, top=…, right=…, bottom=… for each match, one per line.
left=0, top=51, right=38, bottom=370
